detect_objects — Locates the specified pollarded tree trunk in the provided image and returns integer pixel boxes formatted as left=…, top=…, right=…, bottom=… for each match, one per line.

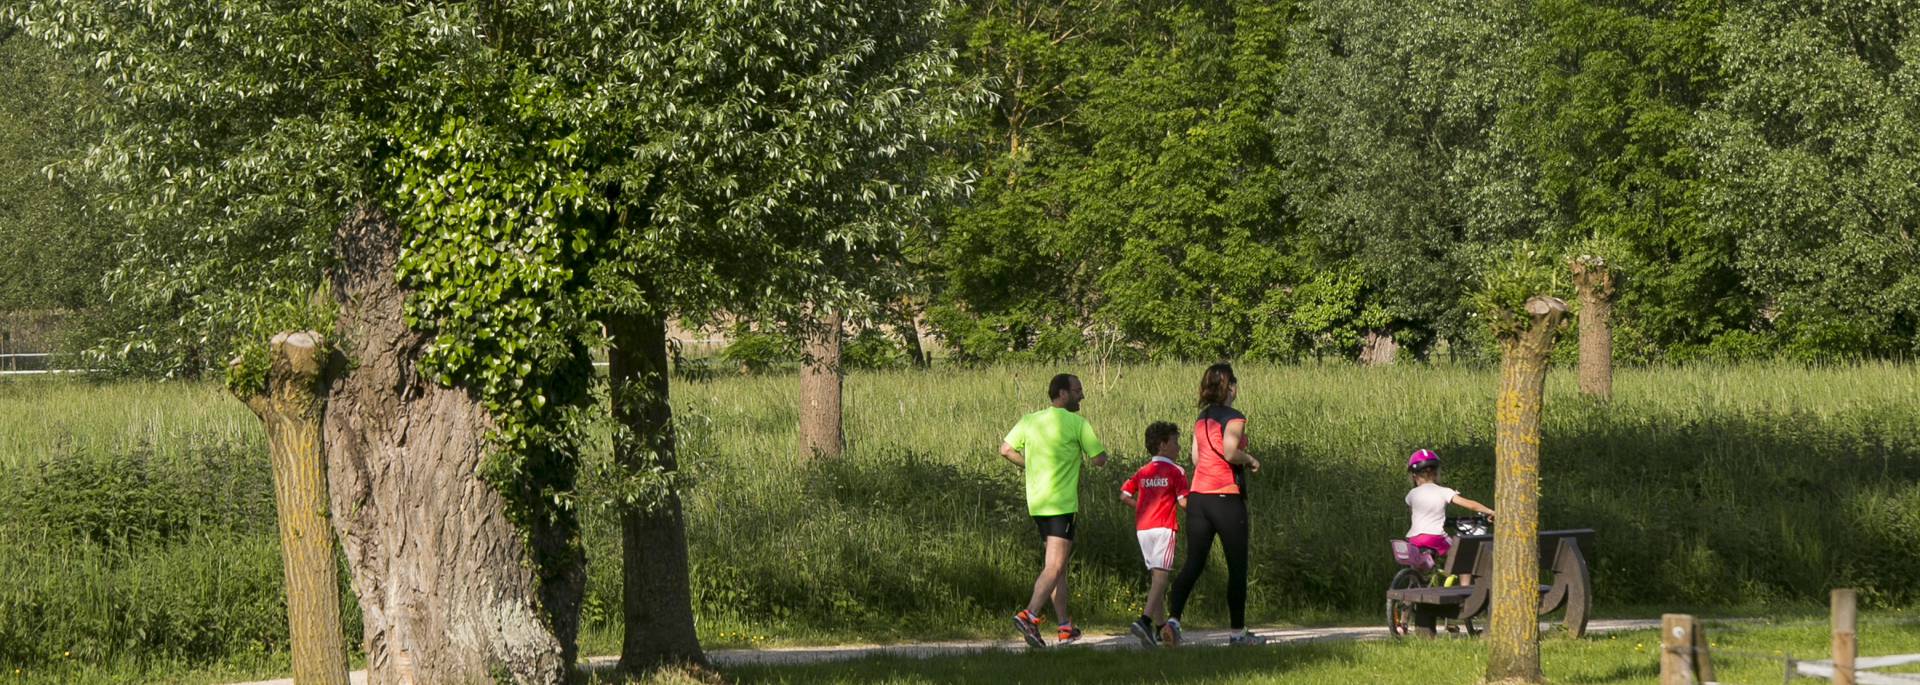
left=606, top=312, right=707, bottom=671
left=232, top=331, right=349, bottom=685
left=1359, top=329, right=1399, bottom=366
left=1486, top=296, right=1569, bottom=685
left=1570, top=258, right=1615, bottom=400
left=324, top=205, right=582, bottom=685
left=798, top=308, right=845, bottom=458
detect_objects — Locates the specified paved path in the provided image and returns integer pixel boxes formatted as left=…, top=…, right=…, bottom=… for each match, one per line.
left=230, top=618, right=1664, bottom=684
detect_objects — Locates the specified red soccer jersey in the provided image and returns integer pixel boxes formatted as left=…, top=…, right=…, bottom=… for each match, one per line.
left=1121, top=457, right=1189, bottom=531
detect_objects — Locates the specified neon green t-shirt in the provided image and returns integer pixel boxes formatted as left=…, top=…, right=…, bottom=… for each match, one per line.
left=1004, top=407, right=1106, bottom=516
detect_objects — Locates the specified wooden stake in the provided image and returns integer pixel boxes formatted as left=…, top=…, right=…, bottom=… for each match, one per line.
left=1661, top=614, right=1700, bottom=685
left=1833, top=588, right=1857, bottom=685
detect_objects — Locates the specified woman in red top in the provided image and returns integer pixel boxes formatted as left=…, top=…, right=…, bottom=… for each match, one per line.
left=1163, top=362, right=1265, bottom=646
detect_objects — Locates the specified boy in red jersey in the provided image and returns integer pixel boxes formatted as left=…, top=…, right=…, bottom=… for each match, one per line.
left=1120, top=421, right=1189, bottom=647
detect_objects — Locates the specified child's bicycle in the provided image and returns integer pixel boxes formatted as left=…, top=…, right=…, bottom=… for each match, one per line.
left=1385, top=514, right=1490, bottom=638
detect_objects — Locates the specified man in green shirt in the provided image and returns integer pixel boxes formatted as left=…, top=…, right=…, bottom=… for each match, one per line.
left=999, top=373, right=1107, bottom=647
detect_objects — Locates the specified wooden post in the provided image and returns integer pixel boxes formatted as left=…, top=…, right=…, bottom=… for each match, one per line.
left=1833, top=588, right=1857, bottom=685
left=1661, top=614, right=1700, bottom=685
left=233, top=331, right=348, bottom=685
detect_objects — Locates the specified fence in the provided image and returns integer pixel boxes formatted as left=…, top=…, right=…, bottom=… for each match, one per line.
left=1663, top=590, right=1920, bottom=685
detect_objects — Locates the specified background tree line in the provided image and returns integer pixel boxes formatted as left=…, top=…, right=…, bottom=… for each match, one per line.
left=4, top=0, right=1915, bottom=372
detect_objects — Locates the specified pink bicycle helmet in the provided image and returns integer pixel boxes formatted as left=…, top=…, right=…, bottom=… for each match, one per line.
left=1406, top=449, right=1440, bottom=472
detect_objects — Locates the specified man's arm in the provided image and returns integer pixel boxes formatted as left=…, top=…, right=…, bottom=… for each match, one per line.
left=999, top=441, right=1026, bottom=468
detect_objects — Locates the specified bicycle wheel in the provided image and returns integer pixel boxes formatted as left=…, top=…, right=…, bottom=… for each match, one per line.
left=1385, top=568, right=1425, bottom=639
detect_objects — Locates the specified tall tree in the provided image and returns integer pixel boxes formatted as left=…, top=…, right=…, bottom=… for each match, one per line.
left=12, top=0, right=970, bottom=679
left=1507, top=0, right=1742, bottom=361
left=1276, top=0, right=1544, bottom=360
left=1699, top=0, right=1920, bottom=358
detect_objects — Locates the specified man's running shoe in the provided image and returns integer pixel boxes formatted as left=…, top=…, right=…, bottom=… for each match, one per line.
left=1056, top=623, right=1083, bottom=645
left=1012, top=610, right=1046, bottom=648
left=1160, top=618, right=1182, bottom=647
left=1228, top=629, right=1267, bottom=646
left=1129, top=617, right=1157, bottom=648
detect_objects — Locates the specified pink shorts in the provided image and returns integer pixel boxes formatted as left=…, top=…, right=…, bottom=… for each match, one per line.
left=1407, top=534, right=1451, bottom=557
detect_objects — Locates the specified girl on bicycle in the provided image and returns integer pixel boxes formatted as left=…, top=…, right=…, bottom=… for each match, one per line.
left=1405, top=449, right=1495, bottom=584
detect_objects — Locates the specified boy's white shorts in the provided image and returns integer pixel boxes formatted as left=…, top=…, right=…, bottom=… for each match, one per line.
left=1136, top=527, right=1177, bottom=571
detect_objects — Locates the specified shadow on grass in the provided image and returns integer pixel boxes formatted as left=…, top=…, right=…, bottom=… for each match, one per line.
left=719, top=641, right=1364, bottom=685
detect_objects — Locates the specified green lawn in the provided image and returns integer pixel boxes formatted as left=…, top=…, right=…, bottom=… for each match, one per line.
left=3, top=363, right=1918, bottom=681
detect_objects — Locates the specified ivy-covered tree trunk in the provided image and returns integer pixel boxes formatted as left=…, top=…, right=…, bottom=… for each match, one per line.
left=799, top=308, right=845, bottom=458
left=232, top=331, right=348, bottom=685
left=1571, top=258, right=1615, bottom=400
left=606, top=312, right=706, bottom=670
left=324, top=205, right=581, bottom=685
left=1486, top=296, right=1568, bottom=685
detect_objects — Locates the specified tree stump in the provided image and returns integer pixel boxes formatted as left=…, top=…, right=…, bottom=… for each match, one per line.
left=232, top=331, right=349, bottom=685
left=1486, top=296, right=1568, bottom=685
left=1570, top=257, right=1615, bottom=401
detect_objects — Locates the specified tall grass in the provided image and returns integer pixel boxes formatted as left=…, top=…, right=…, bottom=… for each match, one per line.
left=3, top=363, right=1917, bottom=680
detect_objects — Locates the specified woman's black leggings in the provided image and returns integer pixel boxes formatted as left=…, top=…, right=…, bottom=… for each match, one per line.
left=1169, top=493, right=1249, bottom=629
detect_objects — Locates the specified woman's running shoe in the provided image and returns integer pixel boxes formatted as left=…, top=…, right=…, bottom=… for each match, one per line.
left=1129, top=617, right=1157, bottom=647
left=1160, top=618, right=1182, bottom=647
left=1056, top=623, right=1083, bottom=645
left=1228, top=629, right=1267, bottom=646
left=1012, top=610, right=1046, bottom=648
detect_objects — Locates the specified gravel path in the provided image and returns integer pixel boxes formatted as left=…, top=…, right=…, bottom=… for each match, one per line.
left=229, top=618, right=1663, bottom=684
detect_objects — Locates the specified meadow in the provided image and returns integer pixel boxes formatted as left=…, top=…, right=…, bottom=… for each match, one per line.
left=2, top=362, right=1918, bottom=682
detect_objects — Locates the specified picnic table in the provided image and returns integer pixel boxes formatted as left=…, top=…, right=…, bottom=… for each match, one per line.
left=1385, top=529, right=1593, bottom=638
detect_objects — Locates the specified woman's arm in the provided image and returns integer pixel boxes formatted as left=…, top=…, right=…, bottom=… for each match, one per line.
left=1221, top=421, right=1261, bottom=472
left=1451, top=494, right=1494, bottom=517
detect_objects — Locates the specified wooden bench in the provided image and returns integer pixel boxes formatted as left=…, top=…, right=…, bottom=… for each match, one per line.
left=1385, top=529, right=1593, bottom=638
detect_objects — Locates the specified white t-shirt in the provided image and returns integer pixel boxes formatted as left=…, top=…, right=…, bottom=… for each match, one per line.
left=1405, top=483, right=1459, bottom=537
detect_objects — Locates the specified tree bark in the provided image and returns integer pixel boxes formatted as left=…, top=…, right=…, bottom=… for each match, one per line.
left=607, top=312, right=707, bottom=671
left=896, top=304, right=928, bottom=368
left=1571, top=258, right=1615, bottom=401
left=1486, top=296, right=1568, bottom=685
left=232, top=331, right=349, bottom=685
left=1358, top=329, right=1399, bottom=366
left=324, top=205, right=581, bottom=685
left=798, top=308, right=845, bottom=458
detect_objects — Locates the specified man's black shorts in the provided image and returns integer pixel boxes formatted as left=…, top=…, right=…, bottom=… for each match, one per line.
left=1032, top=513, right=1076, bottom=541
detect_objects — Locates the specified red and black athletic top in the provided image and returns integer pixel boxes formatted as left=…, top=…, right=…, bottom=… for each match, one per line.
left=1191, top=404, right=1247, bottom=496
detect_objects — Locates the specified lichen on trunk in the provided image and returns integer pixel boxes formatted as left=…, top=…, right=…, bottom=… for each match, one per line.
left=232, top=331, right=349, bottom=685
left=1485, top=296, right=1567, bottom=685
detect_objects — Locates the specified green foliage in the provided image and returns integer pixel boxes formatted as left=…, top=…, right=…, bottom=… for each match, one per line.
left=720, top=329, right=801, bottom=374
left=1473, top=243, right=1568, bottom=337
left=1698, top=0, right=1920, bottom=358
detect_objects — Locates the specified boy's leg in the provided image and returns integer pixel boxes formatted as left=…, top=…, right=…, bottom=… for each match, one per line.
left=1145, top=569, right=1171, bottom=622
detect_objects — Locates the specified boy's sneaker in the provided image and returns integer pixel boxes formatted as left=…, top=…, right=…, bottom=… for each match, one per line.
left=1129, top=617, right=1157, bottom=648
left=1160, top=618, right=1182, bottom=647
left=1228, top=629, right=1267, bottom=646
left=1056, top=623, right=1083, bottom=646
left=1012, top=610, right=1046, bottom=648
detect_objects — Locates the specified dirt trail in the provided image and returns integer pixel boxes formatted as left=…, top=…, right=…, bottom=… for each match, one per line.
left=229, top=618, right=1663, bottom=684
